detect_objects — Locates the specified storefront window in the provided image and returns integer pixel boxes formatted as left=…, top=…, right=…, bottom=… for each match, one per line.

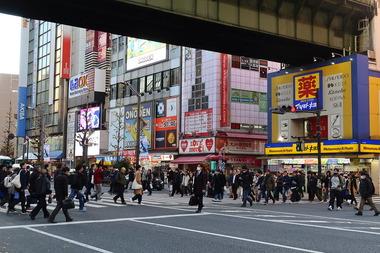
left=170, top=68, right=180, bottom=86
left=154, top=72, right=162, bottom=91
left=146, top=75, right=153, bottom=93
left=139, top=77, right=146, bottom=94
left=162, top=70, right=170, bottom=88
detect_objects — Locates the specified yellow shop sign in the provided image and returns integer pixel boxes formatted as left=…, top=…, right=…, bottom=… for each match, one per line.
left=265, top=142, right=359, bottom=155
left=360, top=144, right=380, bottom=153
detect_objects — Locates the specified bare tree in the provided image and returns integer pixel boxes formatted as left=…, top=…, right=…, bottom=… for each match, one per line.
left=75, top=99, right=95, bottom=167
left=110, top=107, right=124, bottom=163
left=0, top=101, right=15, bottom=157
left=29, top=105, right=49, bottom=165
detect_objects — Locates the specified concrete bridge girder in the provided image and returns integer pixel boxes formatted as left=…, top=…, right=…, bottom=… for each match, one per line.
left=127, top=0, right=374, bottom=50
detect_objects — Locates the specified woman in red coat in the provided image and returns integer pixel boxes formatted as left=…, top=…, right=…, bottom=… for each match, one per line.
left=91, top=164, right=103, bottom=201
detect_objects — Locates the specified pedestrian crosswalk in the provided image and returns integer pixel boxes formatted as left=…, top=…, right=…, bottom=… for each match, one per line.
left=0, top=193, right=129, bottom=214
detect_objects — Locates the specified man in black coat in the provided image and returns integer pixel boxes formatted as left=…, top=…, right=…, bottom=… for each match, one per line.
left=355, top=171, right=379, bottom=216
left=229, top=169, right=240, bottom=200
left=239, top=166, right=253, bottom=207
left=48, top=167, right=73, bottom=223
left=29, top=166, right=50, bottom=220
left=193, top=165, right=208, bottom=213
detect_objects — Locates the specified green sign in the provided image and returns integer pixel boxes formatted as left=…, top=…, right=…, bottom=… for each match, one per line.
left=231, top=88, right=263, bottom=105
left=259, top=93, right=267, bottom=112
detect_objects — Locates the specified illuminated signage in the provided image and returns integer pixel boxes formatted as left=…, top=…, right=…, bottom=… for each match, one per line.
left=293, top=71, right=322, bottom=111
left=78, top=106, right=101, bottom=131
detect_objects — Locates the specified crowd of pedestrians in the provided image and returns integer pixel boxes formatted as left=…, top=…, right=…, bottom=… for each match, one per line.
left=1, top=161, right=379, bottom=223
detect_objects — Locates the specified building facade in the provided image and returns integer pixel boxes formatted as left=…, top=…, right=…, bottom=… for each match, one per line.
left=266, top=54, right=380, bottom=193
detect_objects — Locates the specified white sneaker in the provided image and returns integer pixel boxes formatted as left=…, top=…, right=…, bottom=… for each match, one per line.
left=337, top=207, right=342, bottom=210
left=328, top=206, right=333, bottom=211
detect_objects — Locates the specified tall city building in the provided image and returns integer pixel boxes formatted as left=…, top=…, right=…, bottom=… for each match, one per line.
left=0, top=73, right=18, bottom=157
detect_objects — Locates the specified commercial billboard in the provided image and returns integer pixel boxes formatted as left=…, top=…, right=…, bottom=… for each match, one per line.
left=155, top=97, right=178, bottom=149
left=61, top=25, right=71, bottom=79
left=86, top=30, right=98, bottom=54
left=179, top=137, right=216, bottom=154
left=269, top=60, right=352, bottom=143
left=78, top=106, right=101, bottom=131
left=16, top=87, right=27, bottom=137
left=68, top=69, right=106, bottom=99
left=126, top=38, right=167, bottom=71
left=124, top=102, right=153, bottom=149
left=184, top=108, right=213, bottom=135
left=220, top=53, right=230, bottom=127
left=97, top=31, right=108, bottom=63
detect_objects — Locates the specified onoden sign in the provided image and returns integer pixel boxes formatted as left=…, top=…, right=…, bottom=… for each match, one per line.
left=294, top=71, right=322, bottom=111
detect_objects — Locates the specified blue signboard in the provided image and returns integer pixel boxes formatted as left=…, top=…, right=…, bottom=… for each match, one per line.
left=16, top=87, right=27, bottom=137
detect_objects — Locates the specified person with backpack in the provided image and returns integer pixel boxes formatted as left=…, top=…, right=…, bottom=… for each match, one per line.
left=29, top=166, right=51, bottom=220
left=0, top=167, right=11, bottom=208
left=69, top=164, right=87, bottom=212
left=113, top=167, right=127, bottom=204
left=328, top=169, right=344, bottom=211
left=355, top=171, right=379, bottom=216
left=6, top=168, right=23, bottom=214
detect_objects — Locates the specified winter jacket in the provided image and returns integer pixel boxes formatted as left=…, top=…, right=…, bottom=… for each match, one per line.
left=193, top=171, right=208, bottom=195
left=70, top=172, right=87, bottom=190
left=359, top=177, right=375, bottom=198
left=239, top=171, right=253, bottom=189
left=34, top=174, right=51, bottom=196
left=213, top=173, right=226, bottom=192
left=330, top=175, right=343, bottom=190
left=93, top=167, right=103, bottom=184
left=264, top=174, right=275, bottom=191
left=54, top=172, right=69, bottom=201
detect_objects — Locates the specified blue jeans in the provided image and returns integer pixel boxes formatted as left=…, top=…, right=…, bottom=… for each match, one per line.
left=69, top=189, right=85, bottom=210
left=242, top=187, right=251, bottom=205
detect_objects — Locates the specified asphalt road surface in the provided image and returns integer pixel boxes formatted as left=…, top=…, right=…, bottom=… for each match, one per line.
left=1, top=191, right=380, bottom=253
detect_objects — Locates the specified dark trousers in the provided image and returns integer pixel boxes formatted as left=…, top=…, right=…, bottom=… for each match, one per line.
left=265, top=190, right=275, bottom=203
left=171, top=184, right=182, bottom=196
left=132, top=194, right=142, bottom=204
left=49, top=199, right=71, bottom=222
left=329, top=189, right=343, bottom=209
left=30, top=195, right=49, bottom=218
left=147, top=182, right=152, bottom=195
left=195, top=192, right=204, bottom=211
left=358, top=197, right=379, bottom=213
left=85, top=184, right=93, bottom=201
left=8, top=190, right=26, bottom=211
left=113, top=188, right=125, bottom=203
left=231, top=185, right=238, bottom=200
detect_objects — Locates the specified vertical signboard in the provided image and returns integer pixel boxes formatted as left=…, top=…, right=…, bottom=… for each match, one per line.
left=16, top=87, right=27, bottom=137
left=61, top=25, right=71, bottom=79
left=66, top=110, right=76, bottom=161
left=126, top=38, right=167, bottom=70
left=155, top=97, right=178, bottom=149
left=124, top=103, right=153, bottom=149
left=293, top=71, right=323, bottom=111
left=220, top=53, right=230, bottom=127
left=97, top=31, right=108, bottom=63
left=85, top=30, right=98, bottom=54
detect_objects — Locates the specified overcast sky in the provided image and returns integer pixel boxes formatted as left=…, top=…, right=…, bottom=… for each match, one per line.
left=0, top=14, right=21, bottom=75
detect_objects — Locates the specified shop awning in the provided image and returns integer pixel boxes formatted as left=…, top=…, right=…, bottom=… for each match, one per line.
left=49, top=151, right=64, bottom=160
left=221, top=132, right=267, bottom=140
left=171, top=155, right=210, bottom=164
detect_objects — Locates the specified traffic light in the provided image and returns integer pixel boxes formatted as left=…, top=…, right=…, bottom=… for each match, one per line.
left=271, top=105, right=297, bottom=114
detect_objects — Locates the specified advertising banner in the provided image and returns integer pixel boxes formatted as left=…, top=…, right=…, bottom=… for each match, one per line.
left=66, top=110, right=76, bottom=160
left=97, top=31, right=108, bottom=63
left=220, top=53, right=230, bottom=127
left=124, top=102, right=153, bottom=149
left=61, top=25, right=71, bottom=79
left=231, top=89, right=260, bottom=104
left=217, top=138, right=265, bottom=154
left=78, top=106, right=101, bottom=131
left=126, top=38, right=167, bottom=71
left=154, top=97, right=178, bottom=149
left=293, top=71, right=323, bottom=111
left=16, top=87, right=27, bottom=137
left=69, top=70, right=95, bottom=99
left=259, top=93, right=267, bottom=112
left=184, top=108, right=213, bottom=135
left=86, top=30, right=98, bottom=54
left=179, top=137, right=216, bottom=154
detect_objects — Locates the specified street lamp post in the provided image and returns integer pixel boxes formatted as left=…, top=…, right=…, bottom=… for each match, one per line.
left=125, top=82, right=142, bottom=168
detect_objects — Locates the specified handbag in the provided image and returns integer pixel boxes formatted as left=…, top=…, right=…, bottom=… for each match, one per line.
left=62, top=198, right=75, bottom=209
left=189, top=195, right=199, bottom=206
left=11, top=172, right=21, bottom=189
left=132, top=179, right=142, bottom=190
